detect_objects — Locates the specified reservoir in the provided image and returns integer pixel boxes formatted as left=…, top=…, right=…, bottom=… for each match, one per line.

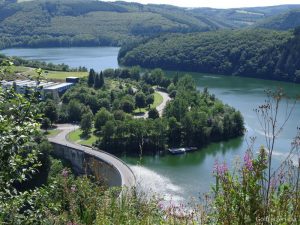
left=2, top=47, right=300, bottom=203
left=1, top=47, right=120, bottom=72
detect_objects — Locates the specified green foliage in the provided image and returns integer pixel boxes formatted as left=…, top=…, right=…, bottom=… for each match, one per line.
left=43, top=99, right=58, bottom=125
left=41, top=117, right=51, bottom=131
left=211, top=147, right=300, bottom=224
left=94, top=108, right=112, bottom=131
left=135, top=91, right=146, bottom=109
left=0, top=0, right=223, bottom=49
left=80, top=111, right=93, bottom=136
left=164, top=75, right=244, bottom=147
left=67, top=99, right=82, bottom=122
left=119, top=29, right=300, bottom=82
left=87, top=68, right=96, bottom=87
left=94, top=71, right=104, bottom=89
left=148, top=108, right=159, bottom=119
left=257, top=9, right=300, bottom=30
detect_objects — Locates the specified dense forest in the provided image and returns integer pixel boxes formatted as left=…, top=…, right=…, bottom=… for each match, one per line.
left=0, top=0, right=299, bottom=49
left=256, top=9, right=300, bottom=30
left=119, top=28, right=300, bottom=82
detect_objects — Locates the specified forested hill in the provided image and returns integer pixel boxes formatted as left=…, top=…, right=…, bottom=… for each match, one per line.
left=0, top=0, right=224, bottom=49
left=0, top=0, right=300, bottom=49
left=256, top=9, right=300, bottom=30
left=189, top=5, right=300, bottom=28
left=119, top=28, right=300, bottom=83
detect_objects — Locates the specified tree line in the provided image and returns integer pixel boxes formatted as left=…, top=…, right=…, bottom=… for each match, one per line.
left=119, top=28, right=300, bottom=83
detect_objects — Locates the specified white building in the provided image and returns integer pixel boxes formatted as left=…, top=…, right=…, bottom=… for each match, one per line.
left=1, top=79, right=75, bottom=98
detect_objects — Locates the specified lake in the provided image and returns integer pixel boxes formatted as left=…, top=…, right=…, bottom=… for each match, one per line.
left=2, top=47, right=300, bottom=203
left=1, top=47, right=120, bottom=72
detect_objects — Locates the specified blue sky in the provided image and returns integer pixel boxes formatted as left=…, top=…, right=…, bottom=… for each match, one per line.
left=103, top=0, right=300, bottom=8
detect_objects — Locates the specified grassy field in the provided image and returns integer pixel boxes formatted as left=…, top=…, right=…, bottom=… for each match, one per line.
left=44, top=71, right=88, bottom=81
left=152, top=92, right=163, bottom=108
left=134, top=91, right=163, bottom=113
left=68, top=128, right=97, bottom=146
left=44, top=129, right=61, bottom=137
left=13, top=66, right=88, bottom=81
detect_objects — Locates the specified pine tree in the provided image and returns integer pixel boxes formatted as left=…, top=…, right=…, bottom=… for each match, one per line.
left=99, top=71, right=104, bottom=88
left=94, top=71, right=104, bottom=89
left=94, top=73, right=101, bottom=89
left=88, top=69, right=95, bottom=87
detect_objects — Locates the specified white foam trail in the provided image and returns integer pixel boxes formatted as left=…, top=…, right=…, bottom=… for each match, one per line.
left=130, top=165, right=184, bottom=202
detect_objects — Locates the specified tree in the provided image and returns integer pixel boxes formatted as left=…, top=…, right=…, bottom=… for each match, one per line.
left=168, top=117, right=182, bottom=147
left=135, top=92, right=146, bottom=110
left=120, top=98, right=135, bottom=113
left=99, top=71, right=104, bottom=87
left=44, top=100, right=58, bottom=126
left=0, top=85, right=43, bottom=220
left=151, top=68, right=164, bottom=85
left=87, top=69, right=95, bottom=87
left=67, top=100, right=82, bottom=122
left=94, top=72, right=104, bottom=89
left=129, top=66, right=140, bottom=81
left=94, top=108, right=112, bottom=131
left=146, top=94, right=154, bottom=107
left=113, top=110, right=125, bottom=121
left=148, top=108, right=159, bottom=119
left=80, top=112, right=93, bottom=136
left=41, top=118, right=51, bottom=132
left=102, top=120, right=115, bottom=141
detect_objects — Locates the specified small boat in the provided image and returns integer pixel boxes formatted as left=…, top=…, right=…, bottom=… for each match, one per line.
left=168, top=148, right=186, bottom=155
left=168, top=147, right=198, bottom=155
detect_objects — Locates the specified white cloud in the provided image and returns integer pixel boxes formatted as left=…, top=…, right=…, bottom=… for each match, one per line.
left=102, top=0, right=300, bottom=8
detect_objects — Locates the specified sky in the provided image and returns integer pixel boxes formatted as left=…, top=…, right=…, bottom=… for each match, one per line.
left=103, top=0, right=300, bottom=8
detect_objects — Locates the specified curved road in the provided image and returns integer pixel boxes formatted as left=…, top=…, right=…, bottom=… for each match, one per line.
left=48, top=124, right=136, bottom=188
left=134, top=90, right=171, bottom=119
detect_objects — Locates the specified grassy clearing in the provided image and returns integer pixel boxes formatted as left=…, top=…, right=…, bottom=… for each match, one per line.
left=44, top=71, right=88, bottom=81
left=152, top=92, right=163, bottom=108
left=133, top=91, right=163, bottom=113
left=13, top=66, right=88, bottom=81
left=44, top=129, right=61, bottom=137
left=68, top=128, right=97, bottom=146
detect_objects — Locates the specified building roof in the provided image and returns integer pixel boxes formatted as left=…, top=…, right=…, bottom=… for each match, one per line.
left=44, top=82, right=73, bottom=90
left=1, top=79, right=74, bottom=91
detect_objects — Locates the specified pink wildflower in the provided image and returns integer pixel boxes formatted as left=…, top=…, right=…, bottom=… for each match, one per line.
left=214, top=160, right=228, bottom=176
left=244, top=152, right=253, bottom=171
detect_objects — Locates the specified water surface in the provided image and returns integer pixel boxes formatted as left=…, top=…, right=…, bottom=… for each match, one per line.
left=1, top=47, right=120, bottom=71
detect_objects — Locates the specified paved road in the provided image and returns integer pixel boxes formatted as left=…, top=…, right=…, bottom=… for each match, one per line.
left=48, top=124, right=136, bottom=188
left=134, top=90, right=171, bottom=119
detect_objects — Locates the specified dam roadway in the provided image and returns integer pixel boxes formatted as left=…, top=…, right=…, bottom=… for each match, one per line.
left=48, top=124, right=136, bottom=188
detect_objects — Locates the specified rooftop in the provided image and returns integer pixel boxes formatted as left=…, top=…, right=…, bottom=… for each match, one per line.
left=44, top=82, right=74, bottom=90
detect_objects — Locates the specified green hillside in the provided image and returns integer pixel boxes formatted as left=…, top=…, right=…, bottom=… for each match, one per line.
left=0, top=0, right=219, bottom=49
left=189, top=5, right=300, bottom=28
left=0, top=0, right=300, bottom=49
left=119, top=28, right=300, bottom=82
left=256, top=9, right=300, bottom=30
